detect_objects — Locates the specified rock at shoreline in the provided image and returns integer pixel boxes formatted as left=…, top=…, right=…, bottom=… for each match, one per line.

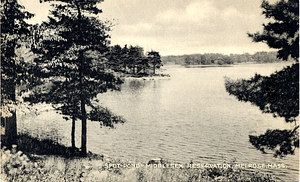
left=147, top=158, right=168, bottom=165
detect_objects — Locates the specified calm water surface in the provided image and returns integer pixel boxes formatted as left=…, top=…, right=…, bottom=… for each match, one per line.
left=19, top=62, right=299, bottom=181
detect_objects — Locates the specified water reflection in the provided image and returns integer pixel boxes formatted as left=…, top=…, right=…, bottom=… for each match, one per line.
left=18, top=63, right=299, bottom=181
left=127, top=79, right=146, bottom=91
left=94, top=63, right=298, bottom=181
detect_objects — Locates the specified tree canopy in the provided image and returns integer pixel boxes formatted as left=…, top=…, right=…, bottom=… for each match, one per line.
left=147, top=50, right=162, bottom=74
left=25, top=0, right=123, bottom=155
left=225, top=0, right=299, bottom=157
left=248, top=0, right=299, bottom=61
left=162, top=52, right=284, bottom=66
left=225, top=64, right=298, bottom=123
left=225, top=64, right=299, bottom=157
left=1, top=0, right=34, bottom=144
left=106, top=44, right=162, bottom=76
left=1, top=0, right=34, bottom=117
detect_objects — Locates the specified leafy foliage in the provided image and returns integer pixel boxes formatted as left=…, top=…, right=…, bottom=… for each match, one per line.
left=162, top=51, right=286, bottom=65
left=107, top=44, right=160, bottom=76
left=1, top=0, right=34, bottom=117
left=147, top=50, right=163, bottom=74
left=1, top=0, right=36, bottom=146
left=224, top=0, right=299, bottom=157
left=248, top=0, right=299, bottom=61
left=225, top=64, right=299, bottom=123
left=249, top=128, right=299, bottom=157
left=225, top=63, right=299, bottom=157
left=25, top=0, right=124, bottom=155
left=89, top=106, right=126, bottom=128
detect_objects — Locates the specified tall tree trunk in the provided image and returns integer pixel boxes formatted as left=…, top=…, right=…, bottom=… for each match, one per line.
left=7, top=110, right=17, bottom=145
left=6, top=76, right=17, bottom=145
left=75, top=1, right=87, bottom=156
left=3, top=44, right=18, bottom=146
left=2, top=0, right=18, bottom=146
left=79, top=50, right=87, bottom=156
left=71, top=116, right=75, bottom=149
left=80, top=97, right=87, bottom=156
left=1, top=110, right=17, bottom=145
left=79, top=51, right=87, bottom=156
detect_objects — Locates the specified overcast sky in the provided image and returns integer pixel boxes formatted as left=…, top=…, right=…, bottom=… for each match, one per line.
left=20, top=0, right=277, bottom=56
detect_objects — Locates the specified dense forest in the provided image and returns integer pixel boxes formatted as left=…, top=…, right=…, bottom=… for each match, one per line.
left=162, top=51, right=293, bottom=65
left=107, top=44, right=163, bottom=76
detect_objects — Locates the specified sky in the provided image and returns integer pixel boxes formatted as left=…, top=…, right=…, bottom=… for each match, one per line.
left=20, top=0, right=277, bottom=56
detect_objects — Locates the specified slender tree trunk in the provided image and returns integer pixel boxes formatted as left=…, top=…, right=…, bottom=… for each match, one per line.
left=10, top=37, right=17, bottom=144
left=80, top=97, right=87, bottom=156
left=4, top=43, right=18, bottom=146
left=7, top=110, right=17, bottom=145
left=6, top=79, right=17, bottom=145
left=75, top=1, right=87, bottom=156
left=79, top=50, right=87, bottom=156
left=71, top=116, right=75, bottom=149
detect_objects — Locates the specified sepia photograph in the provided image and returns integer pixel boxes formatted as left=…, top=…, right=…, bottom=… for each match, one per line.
left=1, top=0, right=299, bottom=181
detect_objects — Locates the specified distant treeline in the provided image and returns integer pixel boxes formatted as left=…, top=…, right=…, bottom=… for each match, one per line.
left=162, top=51, right=291, bottom=65
left=107, top=45, right=162, bottom=76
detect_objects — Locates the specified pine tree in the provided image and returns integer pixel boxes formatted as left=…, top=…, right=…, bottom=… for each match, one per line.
left=147, top=51, right=162, bottom=75
left=248, top=0, right=299, bottom=61
left=28, top=0, right=123, bottom=155
left=225, top=64, right=299, bottom=157
left=121, top=45, right=130, bottom=72
left=225, top=0, right=299, bottom=157
left=1, top=0, right=34, bottom=145
left=107, top=45, right=123, bottom=72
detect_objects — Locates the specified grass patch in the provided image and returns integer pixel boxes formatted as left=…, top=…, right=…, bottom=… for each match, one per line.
left=1, top=134, right=275, bottom=181
left=1, top=152, right=275, bottom=182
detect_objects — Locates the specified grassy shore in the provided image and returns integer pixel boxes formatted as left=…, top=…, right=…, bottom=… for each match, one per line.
left=1, top=134, right=275, bottom=182
left=184, top=65, right=233, bottom=68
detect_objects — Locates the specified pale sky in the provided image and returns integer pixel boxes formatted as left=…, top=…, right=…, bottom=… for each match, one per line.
left=20, top=0, right=277, bottom=56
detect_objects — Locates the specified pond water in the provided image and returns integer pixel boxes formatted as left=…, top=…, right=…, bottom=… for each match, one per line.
left=19, top=62, right=299, bottom=181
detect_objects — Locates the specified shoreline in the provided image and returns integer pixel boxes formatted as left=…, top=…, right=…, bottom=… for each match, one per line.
left=163, top=60, right=296, bottom=67
left=124, top=73, right=171, bottom=81
left=184, top=64, right=233, bottom=68
left=1, top=139, right=277, bottom=182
